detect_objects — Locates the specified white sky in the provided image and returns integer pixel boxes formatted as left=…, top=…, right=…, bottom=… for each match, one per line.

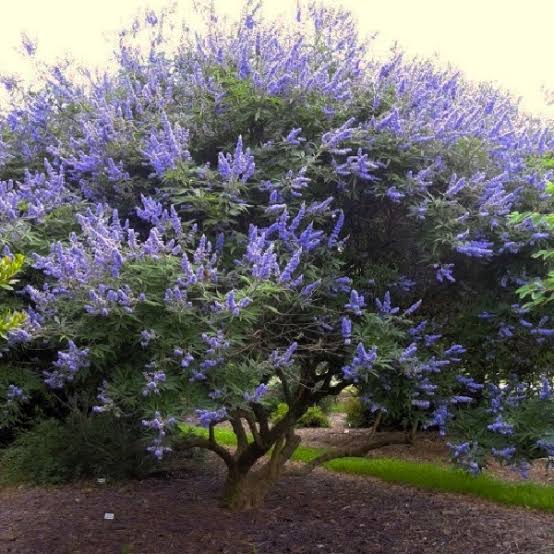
left=0, top=0, right=552, bottom=119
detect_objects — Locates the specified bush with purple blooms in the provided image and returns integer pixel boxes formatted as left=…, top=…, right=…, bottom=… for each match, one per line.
left=0, top=2, right=553, bottom=508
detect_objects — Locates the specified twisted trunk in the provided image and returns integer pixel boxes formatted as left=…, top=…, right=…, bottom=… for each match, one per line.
left=223, top=466, right=277, bottom=510
left=222, top=430, right=301, bottom=510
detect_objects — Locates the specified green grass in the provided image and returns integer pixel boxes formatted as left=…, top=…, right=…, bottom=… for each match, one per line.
left=180, top=425, right=554, bottom=512
left=322, top=458, right=554, bottom=512
left=181, top=424, right=240, bottom=446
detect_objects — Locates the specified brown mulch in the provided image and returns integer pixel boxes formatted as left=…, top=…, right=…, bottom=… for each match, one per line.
left=1, top=460, right=553, bottom=554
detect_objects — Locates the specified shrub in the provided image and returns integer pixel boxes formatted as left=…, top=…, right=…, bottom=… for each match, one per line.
left=345, top=397, right=370, bottom=428
left=316, top=395, right=336, bottom=414
left=270, top=402, right=290, bottom=424
left=298, top=406, right=330, bottom=428
left=271, top=402, right=330, bottom=428
left=0, top=415, right=153, bottom=485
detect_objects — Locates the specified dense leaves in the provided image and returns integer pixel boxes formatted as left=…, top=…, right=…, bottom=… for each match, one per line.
left=0, top=2, right=553, bottom=496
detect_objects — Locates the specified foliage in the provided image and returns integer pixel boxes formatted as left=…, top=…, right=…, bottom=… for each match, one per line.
left=514, top=166, right=554, bottom=309
left=344, top=397, right=369, bottom=428
left=0, top=253, right=31, bottom=432
left=0, top=1, right=553, bottom=505
left=327, top=401, right=349, bottom=413
left=0, top=254, right=25, bottom=339
left=0, top=415, right=153, bottom=485
left=300, top=406, right=330, bottom=427
left=272, top=402, right=329, bottom=428
left=270, top=402, right=290, bottom=424
left=451, top=383, right=554, bottom=467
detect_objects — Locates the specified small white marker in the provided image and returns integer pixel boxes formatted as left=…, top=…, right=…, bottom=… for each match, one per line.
left=97, top=478, right=106, bottom=485
left=104, top=513, right=115, bottom=520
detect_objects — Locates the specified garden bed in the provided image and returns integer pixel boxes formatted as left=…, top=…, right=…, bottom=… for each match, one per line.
left=296, top=413, right=554, bottom=486
left=1, top=458, right=553, bottom=554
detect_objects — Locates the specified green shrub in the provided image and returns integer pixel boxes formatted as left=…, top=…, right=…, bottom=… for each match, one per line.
left=345, top=397, right=370, bottom=428
left=270, top=403, right=330, bottom=428
left=270, top=402, right=290, bottom=424
left=317, top=396, right=337, bottom=414
left=299, top=406, right=330, bottom=428
left=0, top=414, right=153, bottom=485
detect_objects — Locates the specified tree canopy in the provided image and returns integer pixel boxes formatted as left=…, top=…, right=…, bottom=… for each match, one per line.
left=1, top=1, right=553, bottom=509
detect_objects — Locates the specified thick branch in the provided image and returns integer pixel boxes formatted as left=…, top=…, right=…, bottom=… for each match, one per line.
left=229, top=412, right=249, bottom=454
left=251, top=403, right=270, bottom=438
left=268, top=431, right=301, bottom=476
left=269, top=436, right=285, bottom=467
left=238, top=410, right=301, bottom=470
left=302, top=437, right=410, bottom=474
left=371, top=411, right=383, bottom=434
left=238, top=409, right=265, bottom=449
left=177, top=435, right=234, bottom=468
left=312, top=379, right=350, bottom=404
left=277, top=431, right=301, bottom=466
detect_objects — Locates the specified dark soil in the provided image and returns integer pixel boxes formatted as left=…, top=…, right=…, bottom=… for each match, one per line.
left=1, top=459, right=553, bottom=554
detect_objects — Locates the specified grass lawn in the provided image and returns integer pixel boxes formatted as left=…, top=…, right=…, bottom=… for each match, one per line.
left=180, top=424, right=554, bottom=512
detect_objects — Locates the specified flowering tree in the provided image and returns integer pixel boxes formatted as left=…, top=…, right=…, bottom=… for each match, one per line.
left=0, top=2, right=553, bottom=509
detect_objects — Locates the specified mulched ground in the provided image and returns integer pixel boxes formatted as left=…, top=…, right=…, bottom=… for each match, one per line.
left=1, top=459, right=553, bottom=554
left=298, top=414, right=554, bottom=485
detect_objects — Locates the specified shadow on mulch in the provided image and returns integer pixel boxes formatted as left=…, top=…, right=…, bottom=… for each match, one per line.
left=1, top=459, right=553, bottom=554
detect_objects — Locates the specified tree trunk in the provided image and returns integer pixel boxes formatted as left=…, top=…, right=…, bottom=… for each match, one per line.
left=222, top=431, right=301, bottom=510
left=222, top=466, right=276, bottom=510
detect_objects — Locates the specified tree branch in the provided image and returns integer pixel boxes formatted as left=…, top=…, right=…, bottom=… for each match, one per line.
left=252, top=403, right=270, bottom=438
left=371, top=411, right=383, bottom=434
left=229, top=412, right=249, bottom=454
left=301, top=437, right=410, bottom=474
left=176, top=435, right=234, bottom=468
left=238, top=409, right=265, bottom=449
left=268, top=430, right=300, bottom=476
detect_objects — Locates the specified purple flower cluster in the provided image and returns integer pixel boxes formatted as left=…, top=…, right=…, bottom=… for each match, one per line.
left=447, top=441, right=480, bottom=474
left=142, top=365, right=166, bottom=396
left=142, top=411, right=177, bottom=459
left=85, top=284, right=143, bottom=316
left=342, top=343, right=377, bottom=383
left=196, top=407, right=227, bottom=428
left=487, top=415, right=514, bottom=435
left=218, top=136, right=255, bottom=183
left=92, top=381, right=116, bottom=414
left=270, top=342, right=298, bottom=369
left=44, top=341, right=90, bottom=389
left=214, top=290, right=252, bottom=317
left=5, top=384, right=27, bottom=404
left=375, top=291, right=399, bottom=315
left=244, top=383, right=269, bottom=403
left=143, top=111, right=191, bottom=177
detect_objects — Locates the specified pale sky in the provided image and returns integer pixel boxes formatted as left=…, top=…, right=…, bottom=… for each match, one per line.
left=0, top=0, right=552, bottom=119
